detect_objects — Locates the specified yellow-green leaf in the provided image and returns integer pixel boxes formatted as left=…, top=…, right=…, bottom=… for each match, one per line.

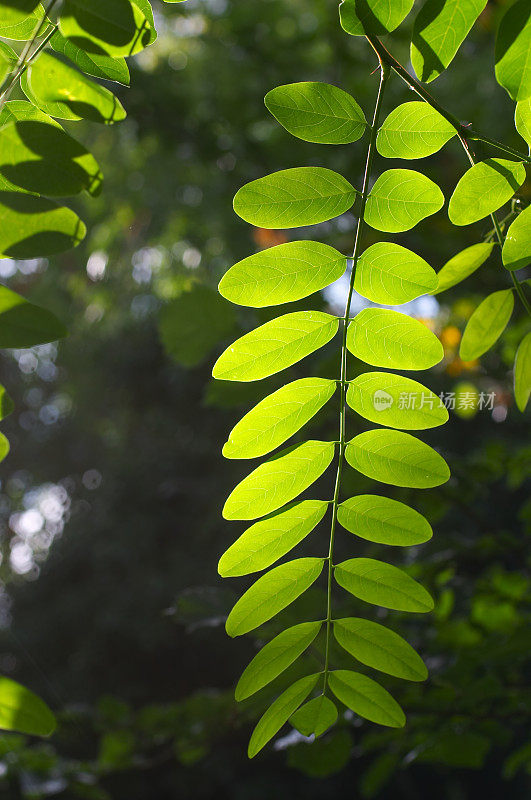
left=0, top=284, right=67, bottom=347
left=339, top=0, right=414, bottom=36
left=377, top=102, right=456, bottom=159
left=355, top=242, right=437, bottom=305
left=335, top=558, right=434, bottom=612
left=460, top=289, right=514, bottom=361
left=50, top=31, right=130, bottom=85
left=337, top=494, right=432, bottom=546
left=514, top=331, right=531, bottom=412
left=59, top=0, right=152, bottom=58
left=347, top=372, right=448, bottom=430
left=0, top=676, right=56, bottom=736
left=0, top=192, right=86, bottom=259
left=290, top=695, right=337, bottom=737
left=433, top=242, right=494, bottom=294
left=495, top=0, right=531, bottom=102
left=502, top=206, right=531, bottom=271
left=448, top=159, right=526, bottom=226
left=328, top=670, right=405, bottom=727
left=365, top=169, right=444, bottom=233
left=334, top=618, right=427, bottom=681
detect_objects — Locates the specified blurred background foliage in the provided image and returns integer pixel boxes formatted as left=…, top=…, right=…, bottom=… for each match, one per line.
left=0, top=0, right=529, bottom=797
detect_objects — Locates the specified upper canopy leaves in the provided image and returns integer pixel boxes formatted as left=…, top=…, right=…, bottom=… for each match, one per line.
left=502, top=205, right=531, bottom=271
left=59, top=0, right=152, bottom=59
left=0, top=285, right=67, bottom=348
left=355, top=242, right=438, bottom=305
left=265, top=81, right=367, bottom=144
left=219, top=241, right=346, bottom=308
left=365, top=169, right=444, bottom=232
left=495, top=0, right=531, bottom=102
left=339, top=0, right=414, bottom=37
left=448, top=159, right=526, bottom=226
left=233, top=167, right=356, bottom=228
left=377, top=102, right=456, bottom=159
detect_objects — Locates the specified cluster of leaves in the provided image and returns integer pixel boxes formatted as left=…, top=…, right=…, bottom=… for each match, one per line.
left=213, top=0, right=531, bottom=759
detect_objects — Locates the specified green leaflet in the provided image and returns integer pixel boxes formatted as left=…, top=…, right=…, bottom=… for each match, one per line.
left=0, top=192, right=86, bottom=259
left=233, top=167, right=356, bottom=229
left=433, top=242, right=494, bottom=293
left=365, top=169, right=444, bottom=233
left=0, top=432, right=9, bottom=463
left=0, top=385, right=14, bottom=420
left=248, top=674, right=319, bottom=758
left=223, top=440, right=335, bottom=520
left=459, top=289, right=514, bottom=361
left=0, top=3, right=48, bottom=40
left=0, top=0, right=39, bottom=27
left=59, top=0, right=152, bottom=59
left=212, top=311, right=339, bottom=382
left=502, top=206, right=531, bottom=271
left=346, top=308, right=444, bottom=371
left=411, top=0, right=487, bottom=84
left=219, top=241, right=346, bottom=308
left=334, top=617, right=428, bottom=681
left=339, top=0, right=414, bottom=36
left=515, top=98, right=531, bottom=148
left=218, top=500, right=328, bottom=577
left=377, top=102, right=456, bottom=159
left=0, top=41, right=18, bottom=85
left=495, top=0, right=531, bottom=102
left=0, top=285, right=67, bottom=348
left=223, top=378, right=337, bottom=459
left=448, top=159, right=526, bottom=226
left=328, top=670, right=405, bottom=728
left=345, top=429, right=450, bottom=489
left=355, top=242, right=437, bottom=305
left=290, top=695, right=337, bottom=737
left=21, top=52, right=126, bottom=124
left=50, top=32, right=130, bottom=85
left=337, top=494, right=433, bottom=546
left=131, top=0, right=158, bottom=45
left=514, top=332, right=531, bottom=412
left=265, top=81, right=367, bottom=144
left=225, top=558, right=324, bottom=637
left=334, top=557, right=434, bottom=612
left=235, top=621, right=322, bottom=701
left=0, top=676, right=56, bottom=737
left=0, top=102, right=103, bottom=197
left=347, top=372, right=448, bottom=430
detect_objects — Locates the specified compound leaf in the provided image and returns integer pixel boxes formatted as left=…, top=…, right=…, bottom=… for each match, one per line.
left=265, top=81, right=366, bottom=145
left=226, top=558, right=324, bottom=637
left=219, top=500, right=328, bottom=577
left=328, top=670, right=405, bottom=727
left=433, top=242, right=494, bottom=293
left=233, top=167, right=356, bottom=228
left=347, top=372, right=448, bottom=430
left=50, top=31, right=130, bottom=85
left=377, top=102, right=456, bottom=159
left=345, top=429, right=450, bottom=489
left=346, top=308, right=444, bottom=370
left=502, top=205, right=531, bottom=271
left=355, top=242, right=437, bottom=305
left=334, top=617, right=427, bottom=681
left=59, top=0, right=152, bottom=58
left=337, top=494, right=432, bottom=546
left=495, top=0, right=531, bottom=102
left=0, top=676, right=56, bottom=737
left=248, top=674, right=319, bottom=758
left=0, top=191, right=86, bottom=259
left=460, top=289, right=514, bottom=361
left=212, top=311, right=339, bottom=382
left=223, top=440, right=335, bottom=520
left=290, top=695, right=337, bottom=737
left=0, top=285, right=67, bottom=347
left=514, top=331, right=531, bottom=412
left=365, top=169, right=444, bottom=233
left=223, top=378, right=336, bottom=459
left=236, top=621, right=322, bottom=701
left=334, top=558, right=434, bottom=612
left=219, top=241, right=346, bottom=308
left=411, top=0, right=487, bottom=83
left=448, top=159, right=526, bottom=226
left=339, top=0, right=414, bottom=36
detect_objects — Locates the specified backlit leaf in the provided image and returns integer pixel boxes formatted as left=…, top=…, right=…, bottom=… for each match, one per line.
left=0, top=433, right=9, bottom=463
left=226, top=558, right=324, bottom=636
left=213, top=311, right=339, bottom=382
left=0, top=386, right=14, bottom=421
left=514, top=331, right=531, bottom=412
left=50, top=31, right=130, bottom=85
left=233, top=167, right=356, bottom=228
left=411, top=0, right=487, bottom=83
left=235, top=621, right=322, bottom=701
left=346, top=308, right=444, bottom=370
left=265, top=81, right=366, bottom=144
left=328, top=670, right=405, bottom=727
left=377, top=102, right=456, bottom=159
left=219, top=241, right=346, bottom=308
left=0, top=676, right=56, bottom=736
left=223, top=378, right=336, bottom=459
left=448, top=159, right=526, bottom=226
left=0, top=285, right=67, bottom=347
left=290, top=695, right=337, bottom=737
left=59, top=0, right=152, bottom=58
left=335, top=557, right=434, bottom=612
left=0, top=2, right=48, bottom=40
left=365, top=169, right=444, bottom=233
left=0, top=41, right=17, bottom=84
left=248, top=674, right=319, bottom=758
left=334, top=617, right=428, bottom=681
left=337, top=494, right=432, bottom=546
left=218, top=500, right=328, bottom=577
left=460, top=289, right=514, bottom=361
left=339, top=0, right=414, bottom=36
left=515, top=98, right=531, bottom=148
left=345, top=429, right=450, bottom=488
left=433, top=242, right=494, bottom=293
left=0, top=0, right=39, bottom=27
left=495, top=0, right=531, bottom=102
left=347, top=372, right=448, bottom=430
left=355, top=242, right=437, bottom=305
left=0, top=192, right=86, bottom=259
left=21, top=52, right=126, bottom=124
left=502, top=206, right=531, bottom=271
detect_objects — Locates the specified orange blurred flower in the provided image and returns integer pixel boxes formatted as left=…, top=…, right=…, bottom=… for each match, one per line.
left=252, top=228, right=289, bottom=248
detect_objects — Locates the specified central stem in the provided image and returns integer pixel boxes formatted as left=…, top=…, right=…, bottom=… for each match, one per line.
left=322, top=58, right=390, bottom=692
